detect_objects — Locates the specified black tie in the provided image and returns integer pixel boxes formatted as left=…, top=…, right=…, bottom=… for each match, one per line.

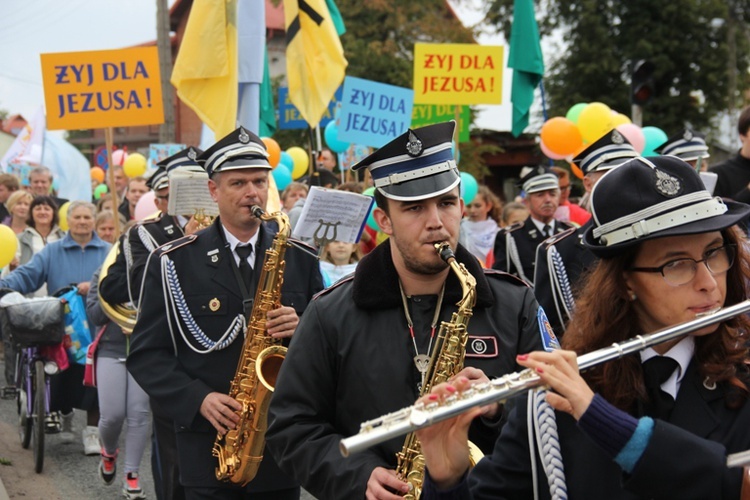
left=235, top=245, right=254, bottom=289
left=542, top=224, right=551, bottom=239
left=642, top=356, right=679, bottom=420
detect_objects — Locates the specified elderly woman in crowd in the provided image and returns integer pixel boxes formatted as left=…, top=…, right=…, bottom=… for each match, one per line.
left=0, top=200, right=111, bottom=456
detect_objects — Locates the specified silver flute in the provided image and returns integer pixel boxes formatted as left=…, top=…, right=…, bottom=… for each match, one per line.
left=340, top=300, right=750, bottom=457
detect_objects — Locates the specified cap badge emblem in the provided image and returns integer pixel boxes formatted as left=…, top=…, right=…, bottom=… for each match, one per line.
left=683, top=130, right=693, bottom=141
left=209, top=298, right=221, bottom=312
left=654, top=169, right=681, bottom=197
left=405, top=130, right=423, bottom=157
left=187, top=148, right=197, bottom=161
left=611, top=130, right=624, bottom=144
left=238, top=128, right=250, bottom=144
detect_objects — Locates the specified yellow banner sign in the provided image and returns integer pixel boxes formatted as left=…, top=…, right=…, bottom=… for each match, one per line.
left=413, top=43, right=503, bottom=105
left=41, top=46, right=164, bottom=130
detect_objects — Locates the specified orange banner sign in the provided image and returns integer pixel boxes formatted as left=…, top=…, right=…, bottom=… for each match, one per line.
left=41, top=46, right=164, bottom=130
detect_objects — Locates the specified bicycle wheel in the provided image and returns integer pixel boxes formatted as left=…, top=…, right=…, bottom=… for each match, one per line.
left=17, top=355, right=32, bottom=449
left=32, top=360, right=45, bottom=473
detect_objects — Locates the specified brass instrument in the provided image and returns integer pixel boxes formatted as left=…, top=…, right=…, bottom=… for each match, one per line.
left=213, top=206, right=291, bottom=485
left=395, top=242, right=483, bottom=499
left=98, top=241, right=138, bottom=334
left=341, top=299, right=750, bottom=457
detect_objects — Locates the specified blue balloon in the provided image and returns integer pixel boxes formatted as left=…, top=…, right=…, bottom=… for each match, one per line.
left=324, top=121, right=350, bottom=154
left=279, top=151, right=294, bottom=170
left=272, top=163, right=293, bottom=191
left=459, top=172, right=478, bottom=205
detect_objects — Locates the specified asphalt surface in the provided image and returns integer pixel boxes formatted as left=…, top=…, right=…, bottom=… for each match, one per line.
left=0, top=355, right=317, bottom=499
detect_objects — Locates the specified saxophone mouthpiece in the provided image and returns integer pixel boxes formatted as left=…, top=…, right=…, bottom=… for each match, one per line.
left=434, top=242, right=455, bottom=263
left=250, top=206, right=264, bottom=218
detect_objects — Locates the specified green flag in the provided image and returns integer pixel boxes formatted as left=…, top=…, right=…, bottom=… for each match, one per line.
left=259, top=49, right=276, bottom=138
left=508, top=0, right=544, bottom=137
left=325, top=0, right=346, bottom=36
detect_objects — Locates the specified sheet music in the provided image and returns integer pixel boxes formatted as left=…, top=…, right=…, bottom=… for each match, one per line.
left=167, top=168, right=219, bottom=217
left=292, top=187, right=374, bottom=244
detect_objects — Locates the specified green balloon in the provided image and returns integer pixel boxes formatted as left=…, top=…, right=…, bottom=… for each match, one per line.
left=94, top=184, right=109, bottom=200
left=565, top=102, right=588, bottom=125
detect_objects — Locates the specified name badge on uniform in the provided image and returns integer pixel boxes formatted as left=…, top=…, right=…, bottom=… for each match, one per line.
left=537, top=307, right=560, bottom=352
left=466, top=336, right=498, bottom=358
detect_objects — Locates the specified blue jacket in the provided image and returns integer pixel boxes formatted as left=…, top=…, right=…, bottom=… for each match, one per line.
left=0, top=233, right=110, bottom=295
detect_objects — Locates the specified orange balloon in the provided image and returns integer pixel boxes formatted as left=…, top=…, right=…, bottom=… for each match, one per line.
left=262, top=137, right=281, bottom=167
left=540, top=117, right=582, bottom=157
left=90, top=166, right=105, bottom=183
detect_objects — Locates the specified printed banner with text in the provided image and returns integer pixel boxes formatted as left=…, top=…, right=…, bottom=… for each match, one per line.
left=278, top=86, right=342, bottom=130
left=40, top=46, right=164, bottom=130
left=337, top=76, right=414, bottom=149
left=411, top=104, right=470, bottom=142
left=413, top=43, right=503, bottom=105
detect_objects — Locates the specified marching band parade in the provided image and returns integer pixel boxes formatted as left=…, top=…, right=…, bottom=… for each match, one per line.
left=1, top=0, right=750, bottom=499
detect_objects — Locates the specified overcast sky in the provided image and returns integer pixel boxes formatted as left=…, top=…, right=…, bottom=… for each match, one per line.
left=0, top=0, right=512, bottom=133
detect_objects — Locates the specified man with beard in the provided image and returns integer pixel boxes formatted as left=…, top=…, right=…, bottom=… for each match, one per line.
left=493, top=166, right=572, bottom=284
left=266, top=122, right=547, bottom=500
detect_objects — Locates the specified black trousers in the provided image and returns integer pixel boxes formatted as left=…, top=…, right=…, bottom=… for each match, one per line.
left=152, top=409, right=186, bottom=500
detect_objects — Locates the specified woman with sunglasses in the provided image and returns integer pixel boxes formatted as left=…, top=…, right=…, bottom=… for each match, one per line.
left=417, top=155, right=750, bottom=499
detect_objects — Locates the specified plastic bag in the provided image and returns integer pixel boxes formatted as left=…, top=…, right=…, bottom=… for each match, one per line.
left=58, top=287, right=92, bottom=365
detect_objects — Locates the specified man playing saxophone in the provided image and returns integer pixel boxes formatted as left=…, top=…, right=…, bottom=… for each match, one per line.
left=266, top=121, right=548, bottom=499
left=127, top=127, right=323, bottom=500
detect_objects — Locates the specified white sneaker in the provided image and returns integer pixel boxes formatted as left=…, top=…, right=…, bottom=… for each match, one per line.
left=83, top=426, right=100, bottom=456
left=60, top=411, right=74, bottom=443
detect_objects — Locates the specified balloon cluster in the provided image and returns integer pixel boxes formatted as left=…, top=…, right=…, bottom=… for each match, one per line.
left=261, top=137, right=313, bottom=191
left=540, top=102, right=668, bottom=164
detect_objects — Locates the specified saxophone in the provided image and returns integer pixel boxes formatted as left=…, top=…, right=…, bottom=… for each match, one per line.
left=212, top=206, right=291, bottom=485
left=395, top=242, right=483, bottom=499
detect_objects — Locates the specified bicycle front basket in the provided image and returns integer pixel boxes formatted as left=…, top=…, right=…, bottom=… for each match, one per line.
left=0, top=293, right=65, bottom=347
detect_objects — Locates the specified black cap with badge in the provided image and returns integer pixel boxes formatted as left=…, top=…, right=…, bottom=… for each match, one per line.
left=654, top=129, right=709, bottom=162
left=352, top=121, right=459, bottom=201
left=583, top=156, right=750, bottom=258
left=571, top=129, right=638, bottom=176
left=517, top=165, right=559, bottom=194
left=148, top=146, right=204, bottom=191
left=198, top=126, right=271, bottom=178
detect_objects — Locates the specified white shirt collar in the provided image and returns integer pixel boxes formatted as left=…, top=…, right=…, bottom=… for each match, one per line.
left=221, top=224, right=259, bottom=267
left=530, top=217, right=554, bottom=235
left=640, top=336, right=695, bottom=399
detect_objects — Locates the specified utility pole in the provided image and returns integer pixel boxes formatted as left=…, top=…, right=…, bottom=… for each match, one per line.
left=157, top=0, right=176, bottom=143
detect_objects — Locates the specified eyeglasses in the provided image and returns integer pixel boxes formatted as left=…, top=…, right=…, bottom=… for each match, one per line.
left=627, top=244, right=736, bottom=286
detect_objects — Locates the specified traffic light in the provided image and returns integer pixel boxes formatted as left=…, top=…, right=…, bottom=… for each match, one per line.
left=631, top=60, right=656, bottom=106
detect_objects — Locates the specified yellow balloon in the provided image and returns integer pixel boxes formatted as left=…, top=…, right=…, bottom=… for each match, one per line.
left=0, top=225, right=17, bottom=269
left=124, top=153, right=148, bottom=178
left=611, top=113, right=631, bottom=127
left=287, top=147, right=310, bottom=180
left=58, top=201, right=71, bottom=232
left=577, top=102, right=614, bottom=143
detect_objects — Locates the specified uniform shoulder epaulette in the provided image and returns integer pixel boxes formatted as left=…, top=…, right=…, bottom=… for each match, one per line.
left=501, top=221, right=524, bottom=234
left=542, top=226, right=578, bottom=249
left=289, top=238, right=319, bottom=258
left=312, top=274, right=354, bottom=300
left=482, top=268, right=531, bottom=288
left=139, top=211, right=164, bottom=225
left=155, top=234, right=197, bottom=256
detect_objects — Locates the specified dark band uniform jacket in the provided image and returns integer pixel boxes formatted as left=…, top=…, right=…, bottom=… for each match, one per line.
left=265, top=240, right=546, bottom=500
left=126, top=218, right=323, bottom=491
left=492, top=217, right=573, bottom=283
left=425, top=362, right=750, bottom=499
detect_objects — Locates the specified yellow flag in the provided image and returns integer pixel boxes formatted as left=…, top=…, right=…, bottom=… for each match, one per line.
left=283, top=0, right=347, bottom=127
left=171, top=0, right=238, bottom=137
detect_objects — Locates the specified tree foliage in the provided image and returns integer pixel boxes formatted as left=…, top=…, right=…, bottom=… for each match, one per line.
left=483, top=0, right=750, bottom=134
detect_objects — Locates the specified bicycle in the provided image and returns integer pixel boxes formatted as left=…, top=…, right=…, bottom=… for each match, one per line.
left=0, top=289, right=66, bottom=473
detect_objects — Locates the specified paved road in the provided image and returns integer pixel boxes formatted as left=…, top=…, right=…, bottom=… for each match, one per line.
left=0, top=357, right=316, bottom=499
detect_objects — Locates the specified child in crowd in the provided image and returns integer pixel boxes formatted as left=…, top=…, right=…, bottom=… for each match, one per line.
left=459, top=186, right=503, bottom=265
left=319, top=240, right=361, bottom=287
left=501, top=201, right=529, bottom=228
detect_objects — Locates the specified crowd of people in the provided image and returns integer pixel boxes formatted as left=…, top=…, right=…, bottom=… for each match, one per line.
left=0, top=105, right=749, bottom=500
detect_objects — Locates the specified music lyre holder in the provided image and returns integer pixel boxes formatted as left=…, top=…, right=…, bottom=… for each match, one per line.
left=313, top=220, right=341, bottom=257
